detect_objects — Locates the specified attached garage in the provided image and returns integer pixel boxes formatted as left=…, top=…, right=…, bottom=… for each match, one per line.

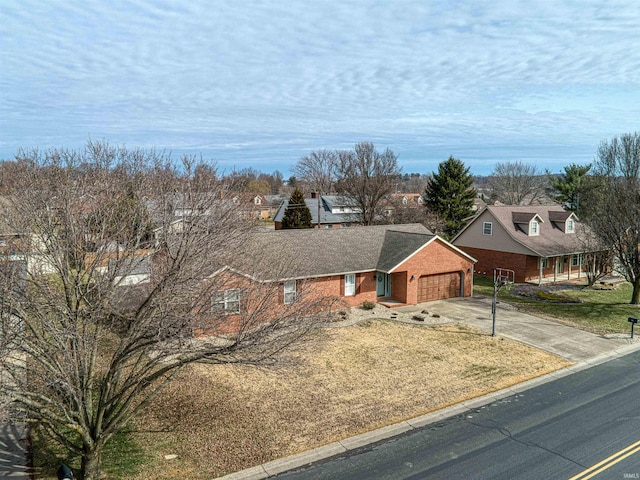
left=417, top=272, right=462, bottom=302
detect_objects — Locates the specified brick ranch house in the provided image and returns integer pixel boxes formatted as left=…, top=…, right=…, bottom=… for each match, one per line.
left=209, top=224, right=476, bottom=321
left=452, top=205, right=603, bottom=284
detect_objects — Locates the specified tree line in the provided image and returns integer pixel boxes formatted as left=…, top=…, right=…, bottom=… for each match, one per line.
left=1, top=132, right=640, bottom=478
left=286, top=134, right=640, bottom=305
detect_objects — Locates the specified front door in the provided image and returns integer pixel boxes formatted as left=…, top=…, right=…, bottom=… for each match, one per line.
left=376, top=272, right=391, bottom=297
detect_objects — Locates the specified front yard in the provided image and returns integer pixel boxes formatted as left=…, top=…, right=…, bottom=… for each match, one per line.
left=37, top=275, right=637, bottom=479
left=35, top=320, right=570, bottom=479
left=473, top=275, right=640, bottom=334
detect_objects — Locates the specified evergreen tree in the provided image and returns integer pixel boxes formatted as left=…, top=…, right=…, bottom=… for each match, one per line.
left=547, top=163, right=591, bottom=214
left=424, top=156, right=476, bottom=238
left=282, top=187, right=313, bottom=229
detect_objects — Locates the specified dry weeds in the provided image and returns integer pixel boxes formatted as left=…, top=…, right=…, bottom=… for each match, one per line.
left=131, top=320, right=571, bottom=479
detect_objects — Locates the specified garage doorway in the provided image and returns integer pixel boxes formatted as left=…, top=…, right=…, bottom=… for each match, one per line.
left=417, top=271, right=462, bottom=302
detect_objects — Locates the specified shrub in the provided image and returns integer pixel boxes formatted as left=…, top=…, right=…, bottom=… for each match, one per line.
left=362, top=301, right=376, bottom=310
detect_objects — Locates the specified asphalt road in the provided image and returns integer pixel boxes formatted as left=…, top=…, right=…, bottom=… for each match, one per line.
left=274, top=350, right=640, bottom=480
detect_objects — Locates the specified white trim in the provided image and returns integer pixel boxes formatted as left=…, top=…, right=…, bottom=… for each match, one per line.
left=284, top=280, right=297, bottom=304
left=387, top=235, right=477, bottom=273
left=212, top=289, right=240, bottom=314
left=344, top=273, right=356, bottom=296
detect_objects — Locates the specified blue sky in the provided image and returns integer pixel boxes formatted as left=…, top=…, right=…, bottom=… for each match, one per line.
left=1, top=1, right=639, bottom=177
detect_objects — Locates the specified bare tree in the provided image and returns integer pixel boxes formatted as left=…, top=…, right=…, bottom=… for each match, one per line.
left=294, top=149, right=338, bottom=195
left=0, top=141, right=329, bottom=479
left=334, top=142, right=402, bottom=226
left=583, top=132, right=640, bottom=303
left=490, top=161, right=546, bottom=205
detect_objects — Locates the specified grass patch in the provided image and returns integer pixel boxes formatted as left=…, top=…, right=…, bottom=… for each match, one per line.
left=32, top=425, right=148, bottom=480
left=474, top=274, right=640, bottom=334
left=124, top=320, right=570, bottom=479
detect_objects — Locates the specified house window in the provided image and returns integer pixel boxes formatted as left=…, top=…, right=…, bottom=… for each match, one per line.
left=254, top=196, right=261, bottom=205
left=212, top=289, right=240, bottom=314
left=530, top=220, right=539, bottom=236
left=402, top=197, right=408, bottom=205
left=567, top=219, right=575, bottom=233
left=483, top=222, right=493, bottom=235
left=345, top=274, right=356, bottom=296
left=540, top=258, right=548, bottom=269
left=284, top=280, right=297, bottom=304
left=572, top=254, right=580, bottom=267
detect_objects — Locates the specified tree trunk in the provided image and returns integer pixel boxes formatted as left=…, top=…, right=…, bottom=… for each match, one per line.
left=631, top=278, right=640, bottom=305
left=81, top=446, right=102, bottom=480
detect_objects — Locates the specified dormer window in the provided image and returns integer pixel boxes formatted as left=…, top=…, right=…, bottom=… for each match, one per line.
left=567, top=219, right=575, bottom=233
left=530, top=220, right=539, bottom=236
left=254, top=196, right=261, bottom=205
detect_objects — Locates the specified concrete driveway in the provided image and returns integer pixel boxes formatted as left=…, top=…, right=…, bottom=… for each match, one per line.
left=0, top=422, right=30, bottom=479
left=395, top=295, right=636, bottom=363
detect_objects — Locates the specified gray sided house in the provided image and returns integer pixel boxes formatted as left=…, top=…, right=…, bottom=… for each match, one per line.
left=452, top=205, right=603, bottom=284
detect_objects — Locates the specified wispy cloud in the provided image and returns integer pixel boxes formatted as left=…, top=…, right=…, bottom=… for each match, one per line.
left=1, top=0, right=639, bottom=174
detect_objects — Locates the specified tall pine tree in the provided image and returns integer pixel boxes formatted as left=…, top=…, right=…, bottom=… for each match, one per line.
left=282, top=187, right=313, bottom=229
left=547, top=163, right=591, bottom=214
left=424, top=156, right=476, bottom=238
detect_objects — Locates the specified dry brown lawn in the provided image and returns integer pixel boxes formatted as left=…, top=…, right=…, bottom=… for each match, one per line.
left=131, top=320, right=572, bottom=479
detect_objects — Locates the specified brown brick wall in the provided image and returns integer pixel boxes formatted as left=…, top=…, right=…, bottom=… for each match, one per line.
left=308, top=273, right=377, bottom=307
left=396, top=239, right=474, bottom=304
left=460, top=247, right=586, bottom=283
left=463, top=247, right=529, bottom=282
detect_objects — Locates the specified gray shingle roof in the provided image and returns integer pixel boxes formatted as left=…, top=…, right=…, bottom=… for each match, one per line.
left=272, top=196, right=362, bottom=225
left=233, top=224, right=437, bottom=281
left=485, top=205, right=589, bottom=257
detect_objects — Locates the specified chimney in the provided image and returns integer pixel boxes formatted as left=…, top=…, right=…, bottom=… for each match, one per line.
left=311, top=191, right=318, bottom=199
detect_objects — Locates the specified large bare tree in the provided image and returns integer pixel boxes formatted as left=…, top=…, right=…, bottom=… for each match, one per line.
left=0, top=141, right=329, bottom=479
left=334, top=142, right=402, bottom=226
left=293, top=149, right=338, bottom=195
left=490, top=160, right=546, bottom=205
left=583, top=132, right=640, bottom=303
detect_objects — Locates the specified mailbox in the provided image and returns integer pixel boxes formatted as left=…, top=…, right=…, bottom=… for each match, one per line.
left=57, top=464, right=73, bottom=480
left=629, top=317, right=639, bottom=339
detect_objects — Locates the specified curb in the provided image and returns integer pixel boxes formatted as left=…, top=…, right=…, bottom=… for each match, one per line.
left=213, top=340, right=640, bottom=480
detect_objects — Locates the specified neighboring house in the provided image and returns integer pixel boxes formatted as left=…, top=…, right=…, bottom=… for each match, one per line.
left=231, top=193, right=276, bottom=221
left=452, top=205, right=599, bottom=284
left=272, top=194, right=362, bottom=229
left=108, top=253, right=153, bottom=286
left=382, top=193, right=424, bottom=217
left=208, top=224, right=476, bottom=318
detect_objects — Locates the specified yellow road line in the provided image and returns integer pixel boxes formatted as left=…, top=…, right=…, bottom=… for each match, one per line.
left=568, top=439, right=640, bottom=480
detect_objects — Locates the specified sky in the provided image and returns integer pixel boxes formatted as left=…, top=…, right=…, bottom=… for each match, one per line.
left=1, top=1, right=639, bottom=177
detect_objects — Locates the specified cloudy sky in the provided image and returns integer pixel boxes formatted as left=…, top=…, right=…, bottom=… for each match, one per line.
left=1, top=1, right=639, bottom=176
